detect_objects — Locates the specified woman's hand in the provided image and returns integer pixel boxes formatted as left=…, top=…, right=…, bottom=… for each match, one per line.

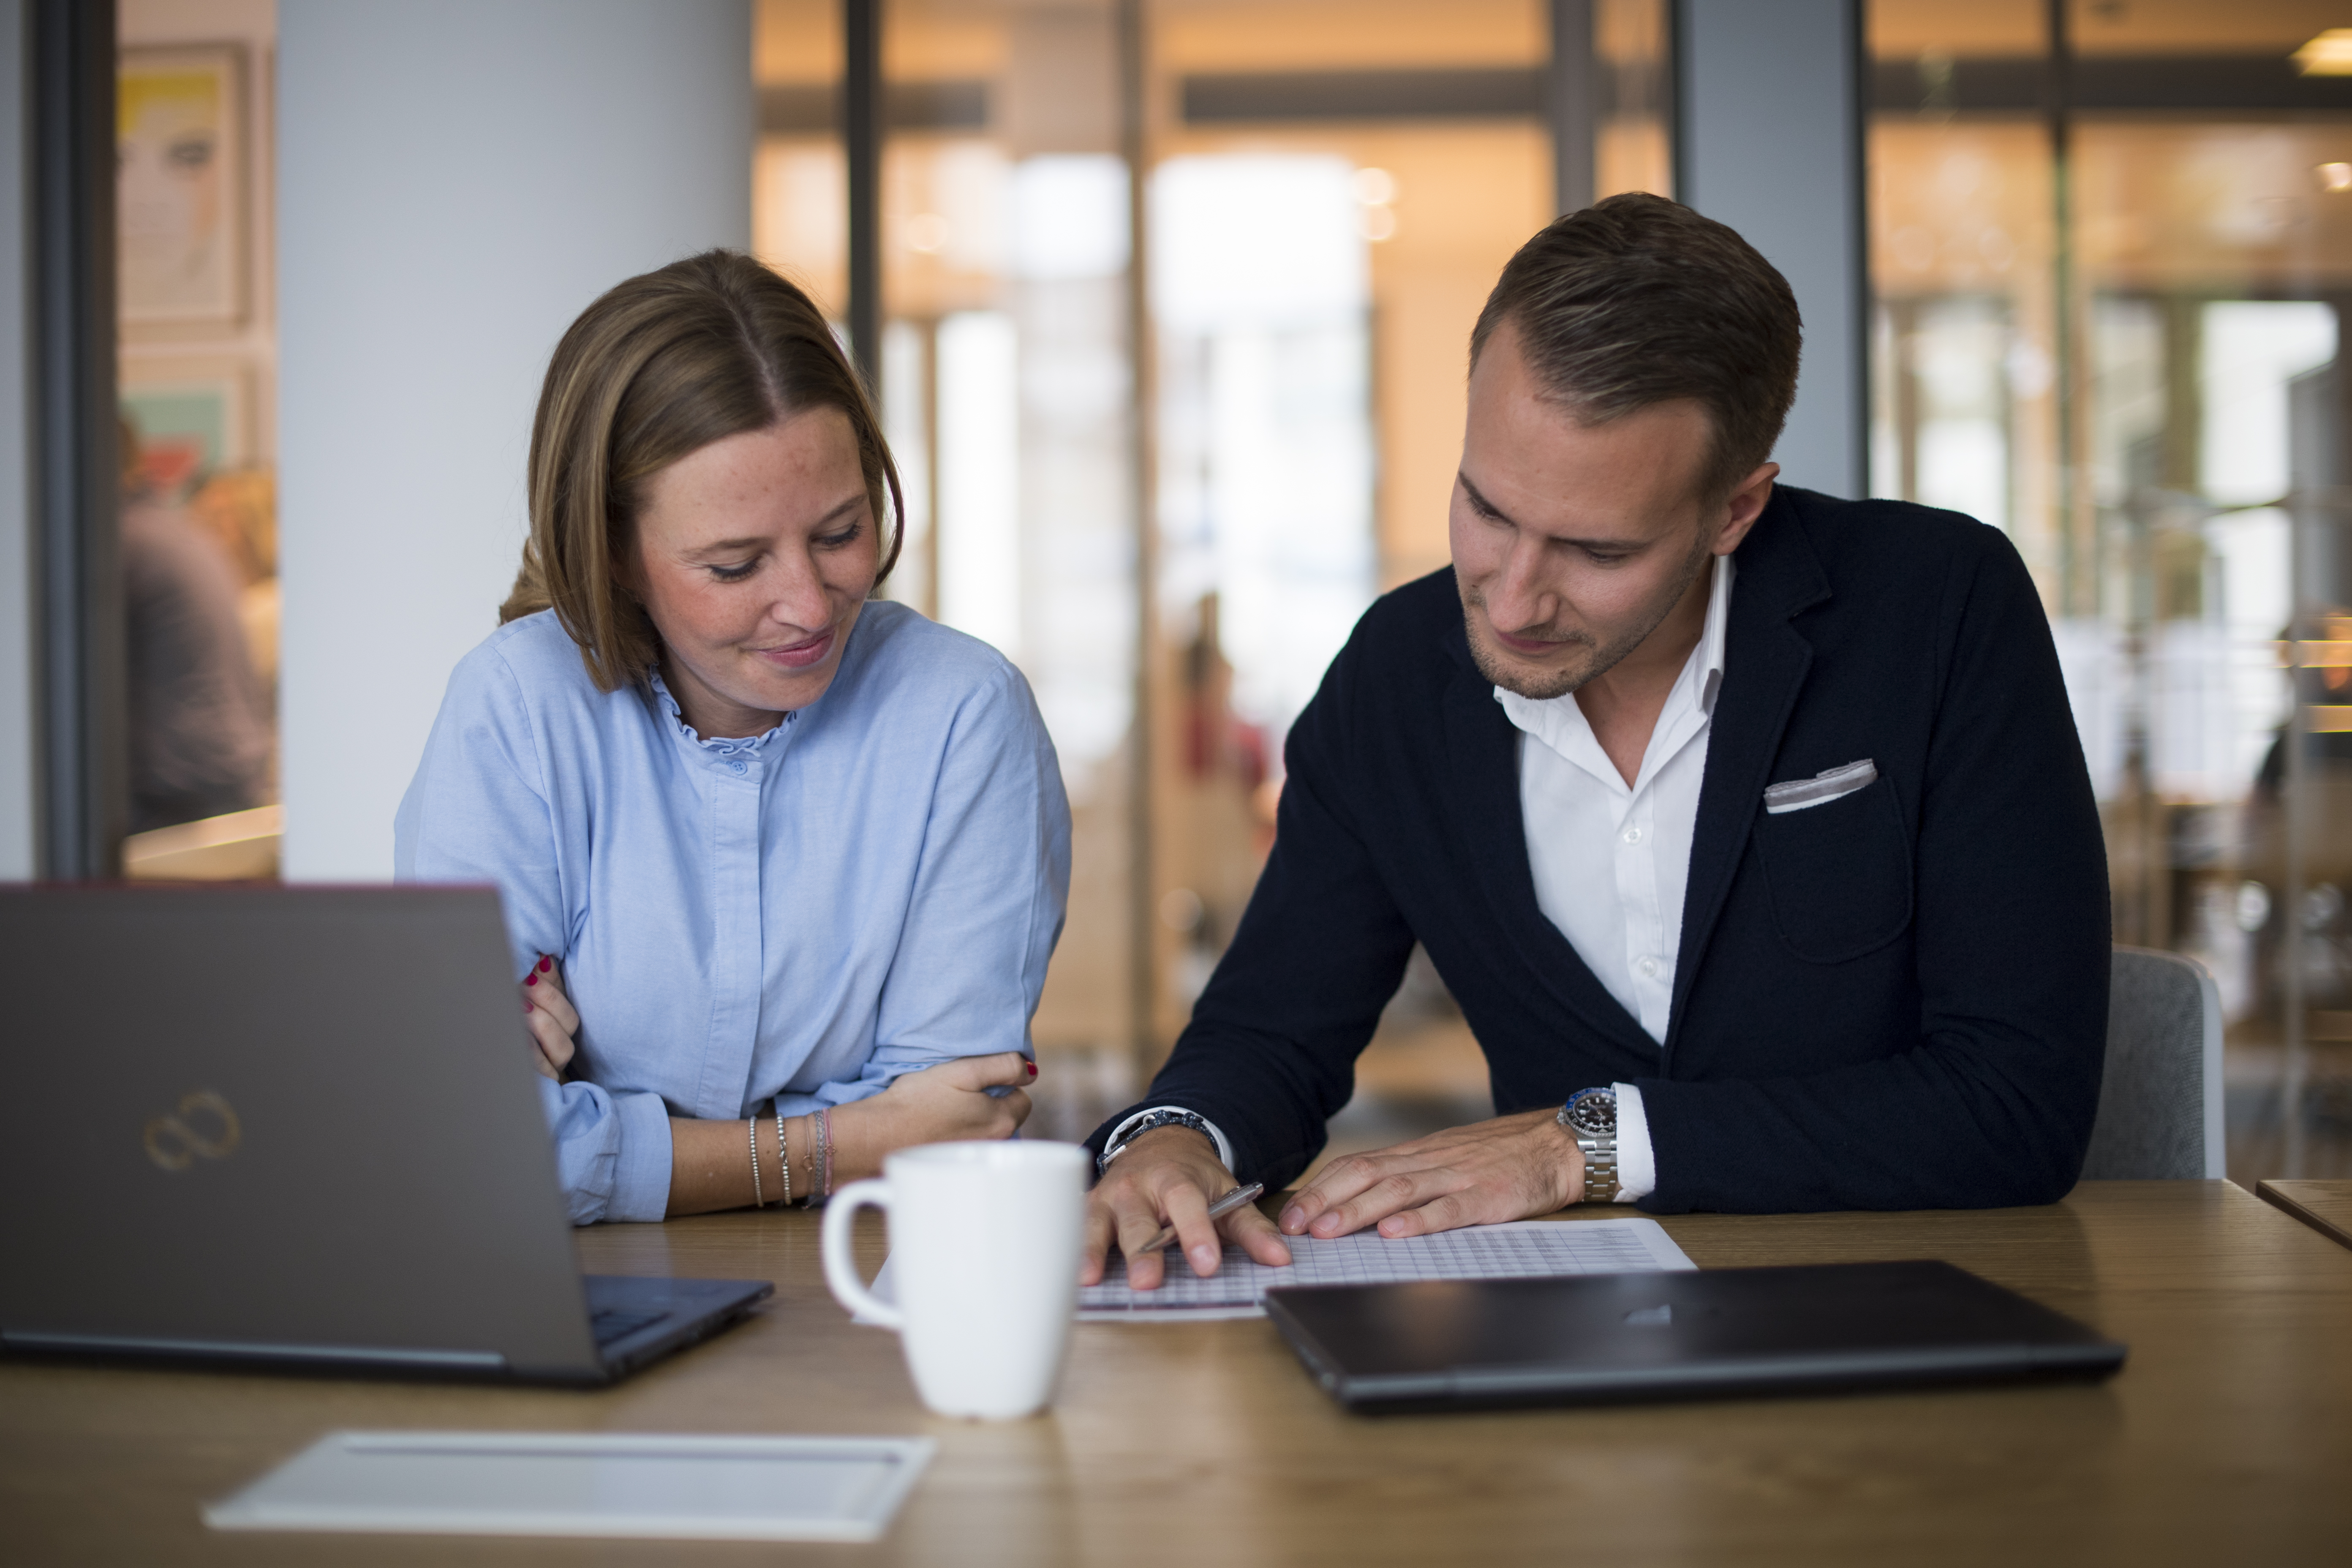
left=826, top=1051, right=1036, bottom=1184
left=520, top=954, right=578, bottom=1081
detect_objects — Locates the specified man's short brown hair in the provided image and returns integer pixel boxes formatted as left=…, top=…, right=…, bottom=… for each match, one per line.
left=1470, top=193, right=1801, bottom=503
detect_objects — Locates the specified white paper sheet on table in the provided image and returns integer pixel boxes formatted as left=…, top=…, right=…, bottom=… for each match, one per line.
left=202, top=1432, right=935, bottom=1542
left=858, top=1217, right=1695, bottom=1324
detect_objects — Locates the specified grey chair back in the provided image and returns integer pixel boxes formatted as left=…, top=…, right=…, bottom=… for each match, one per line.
left=2080, top=946, right=2225, bottom=1180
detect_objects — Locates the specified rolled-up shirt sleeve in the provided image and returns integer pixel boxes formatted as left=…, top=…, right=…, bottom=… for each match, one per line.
left=395, top=647, right=672, bottom=1225
left=537, top=1075, right=674, bottom=1225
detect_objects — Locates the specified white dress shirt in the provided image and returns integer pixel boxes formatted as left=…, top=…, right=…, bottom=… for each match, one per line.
left=1494, top=554, right=1735, bottom=1203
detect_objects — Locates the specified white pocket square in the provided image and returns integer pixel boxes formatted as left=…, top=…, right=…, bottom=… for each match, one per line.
left=1764, top=760, right=1878, bottom=815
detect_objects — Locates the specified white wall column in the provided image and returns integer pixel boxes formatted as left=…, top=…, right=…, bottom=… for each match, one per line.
left=1674, top=0, right=1867, bottom=498
left=277, top=0, right=751, bottom=879
left=0, top=0, right=33, bottom=879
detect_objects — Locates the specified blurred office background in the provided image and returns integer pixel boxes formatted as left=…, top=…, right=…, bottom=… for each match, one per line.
left=3, top=0, right=2349, bottom=1181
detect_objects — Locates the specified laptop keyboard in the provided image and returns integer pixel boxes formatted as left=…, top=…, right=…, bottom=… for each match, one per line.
left=589, top=1307, right=667, bottom=1346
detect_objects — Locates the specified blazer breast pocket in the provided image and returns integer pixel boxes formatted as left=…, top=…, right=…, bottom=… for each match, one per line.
left=1753, top=773, right=1914, bottom=964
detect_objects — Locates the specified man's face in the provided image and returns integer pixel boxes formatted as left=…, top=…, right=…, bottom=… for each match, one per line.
left=1451, top=322, right=1766, bottom=701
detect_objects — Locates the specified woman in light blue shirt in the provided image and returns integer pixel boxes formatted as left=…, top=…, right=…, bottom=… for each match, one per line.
left=397, top=251, right=1070, bottom=1224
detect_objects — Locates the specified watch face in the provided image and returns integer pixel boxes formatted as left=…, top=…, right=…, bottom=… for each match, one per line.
left=1564, top=1091, right=1617, bottom=1138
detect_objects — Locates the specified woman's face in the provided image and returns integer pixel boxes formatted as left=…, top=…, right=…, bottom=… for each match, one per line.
left=629, top=406, right=881, bottom=738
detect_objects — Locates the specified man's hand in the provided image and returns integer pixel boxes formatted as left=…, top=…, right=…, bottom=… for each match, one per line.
left=1082, top=1127, right=1291, bottom=1290
left=1277, top=1108, right=1586, bottom=1241
left=521, top=955, right=577, bottom=1081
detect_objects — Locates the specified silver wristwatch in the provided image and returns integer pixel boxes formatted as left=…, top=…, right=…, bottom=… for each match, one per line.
left=1097, top=1108, right=1215, bottom=1177
left=1558, top=1087, right=1620, bottom=1203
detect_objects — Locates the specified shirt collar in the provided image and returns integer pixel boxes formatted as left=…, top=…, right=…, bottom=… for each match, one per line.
left=1490, top=551, right=1737, bottom=776
left=1695, top=551, right=1734, bottom=716
left=648, top=666, right=787, bottom=755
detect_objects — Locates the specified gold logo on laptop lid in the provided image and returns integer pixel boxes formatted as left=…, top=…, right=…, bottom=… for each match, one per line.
left=143, top=1091, right=242, bottom=1171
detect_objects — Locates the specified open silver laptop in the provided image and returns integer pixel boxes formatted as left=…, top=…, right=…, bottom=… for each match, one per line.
left=0, top=885, right=770, bottom=1384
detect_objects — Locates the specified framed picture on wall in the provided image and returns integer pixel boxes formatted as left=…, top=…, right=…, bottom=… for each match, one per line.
left=120, top=354, right=253, bottom=493
left=119, top=45, right=247, bottom=325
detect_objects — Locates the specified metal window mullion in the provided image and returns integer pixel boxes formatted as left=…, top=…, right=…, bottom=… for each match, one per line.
left=30, top=0, right=122, bottom=880
left=843, top=0, right=882, bottom=400
left=1549, top=0, right=1595, bottom=217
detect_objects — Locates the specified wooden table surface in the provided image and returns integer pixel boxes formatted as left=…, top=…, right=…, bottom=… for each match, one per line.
left=2257, top=1178, right=2352, bottom=1251
left=5, top=1181, right=2349, bottom=1566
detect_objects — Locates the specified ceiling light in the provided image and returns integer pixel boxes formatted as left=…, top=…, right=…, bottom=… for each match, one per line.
left=2321, top=163, right=2352, bottom=193
left=2293, top=30, right=2352, bottom=75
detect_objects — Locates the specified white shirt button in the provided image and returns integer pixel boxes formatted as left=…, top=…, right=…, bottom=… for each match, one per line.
left=1623, top=825, right=1643, bottom=845
left=1636, top=956, right=1661, bottom=978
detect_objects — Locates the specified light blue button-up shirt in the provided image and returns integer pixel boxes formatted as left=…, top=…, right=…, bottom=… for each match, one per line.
left=394, top=602, right=1071, bottom=1224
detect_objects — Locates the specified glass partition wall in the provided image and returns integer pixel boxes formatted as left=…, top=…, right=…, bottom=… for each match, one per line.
left=1867, top=0, right=2352, bottom=1176
left=1148, top=0, right=1566, bottom=1165
left=114, top=0, right=282, bottom=881
left=758, top=0, right=1152, bottom=1132
left=753, top=0, right=2352, bottom=1179
left=754, top=0, right=1580, bottom=1146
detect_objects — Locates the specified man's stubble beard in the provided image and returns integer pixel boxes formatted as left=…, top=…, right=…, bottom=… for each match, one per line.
left=1460, top=527, right=1716, bottom=702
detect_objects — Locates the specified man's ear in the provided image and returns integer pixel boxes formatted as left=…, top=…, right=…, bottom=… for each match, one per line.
left=1712, top=462, right=1779, bottom=556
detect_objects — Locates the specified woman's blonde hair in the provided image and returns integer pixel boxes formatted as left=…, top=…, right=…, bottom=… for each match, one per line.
left=500, top=250, right=904, bottom=691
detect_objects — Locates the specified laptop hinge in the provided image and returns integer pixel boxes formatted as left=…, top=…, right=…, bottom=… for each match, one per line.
left=4, top=1330, right=507, bottom=1369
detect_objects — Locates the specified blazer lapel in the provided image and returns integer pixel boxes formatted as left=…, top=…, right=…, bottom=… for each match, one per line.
left=1438, top=634, right=1661, bottom=1065
left=1664, top=490, right=1832, bottom=1067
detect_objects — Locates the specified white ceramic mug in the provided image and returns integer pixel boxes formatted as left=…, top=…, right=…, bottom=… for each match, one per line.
left=822, top=1140, right=1089, bottom=1420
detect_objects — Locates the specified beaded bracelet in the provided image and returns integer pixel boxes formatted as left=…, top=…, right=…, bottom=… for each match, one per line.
left=776, top=1104, right=791, bottom=1206
left=747, top=1114, right=764, bottom=1208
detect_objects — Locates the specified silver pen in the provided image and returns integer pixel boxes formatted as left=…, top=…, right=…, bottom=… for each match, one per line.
left=1135, top=1182, right=1266, bottom=1256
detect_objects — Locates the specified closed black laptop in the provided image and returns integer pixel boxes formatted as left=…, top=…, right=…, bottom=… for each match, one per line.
left=0, top=885, right=770, bottom=1385
left=1265, top=1260, right=2125, bottom=1413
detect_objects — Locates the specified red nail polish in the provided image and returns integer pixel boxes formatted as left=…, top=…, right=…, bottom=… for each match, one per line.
left=525, top=972, right=538, bottom=986
left=539, top=956, right=552, bottom=972
left=1026, top=1061, right=1037, bottom=1077
left=524, top=999, right=535, bottom=1013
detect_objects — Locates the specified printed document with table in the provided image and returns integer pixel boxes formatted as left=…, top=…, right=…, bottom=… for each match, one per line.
left=858, top=1218, right=1698, bottom=1323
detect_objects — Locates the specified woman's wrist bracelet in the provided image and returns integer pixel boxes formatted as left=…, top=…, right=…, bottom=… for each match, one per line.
left=795, top=1108, right=829, bottom=1207
left=785, top=1109, right=804, bottom=1213
left=747, top=1115, right=764, bottom=1208
left=817, top=1107, right=833, bottom=1201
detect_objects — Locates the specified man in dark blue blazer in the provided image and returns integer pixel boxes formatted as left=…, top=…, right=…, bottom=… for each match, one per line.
left=1082, top=193, right=2110, bottom=1290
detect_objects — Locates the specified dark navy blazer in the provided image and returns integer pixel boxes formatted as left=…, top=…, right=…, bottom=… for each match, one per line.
left=1092, top=485, right=2112, bottom=1213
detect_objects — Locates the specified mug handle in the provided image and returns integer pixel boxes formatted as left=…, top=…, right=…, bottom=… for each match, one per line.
left=821, top=1177, right=902, bottom=1329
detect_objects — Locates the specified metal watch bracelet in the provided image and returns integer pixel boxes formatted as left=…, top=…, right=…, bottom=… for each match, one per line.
left=1580, top=1144, right=1620, bottom=1203
left=1558, top=1087, right=1621, bottom=1204
left=1097, top=1108, right=1216, bottom=1176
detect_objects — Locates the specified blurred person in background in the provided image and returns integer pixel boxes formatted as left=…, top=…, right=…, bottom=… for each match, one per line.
left=119, top=412, right=273, bottom=834
left=188, top=466, right=282, bottom=694
left=2245, top=609, right=2352, bottom=1020
left=397, top=252, right=1070, bottom=1225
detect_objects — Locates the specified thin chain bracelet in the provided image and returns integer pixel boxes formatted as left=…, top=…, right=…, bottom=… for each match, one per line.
left=747, top=1114, right=764, bottom=1208
left=785, top=1105, right=804, bottom=1203
left=817, top=1107, right=833, bottom=1201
